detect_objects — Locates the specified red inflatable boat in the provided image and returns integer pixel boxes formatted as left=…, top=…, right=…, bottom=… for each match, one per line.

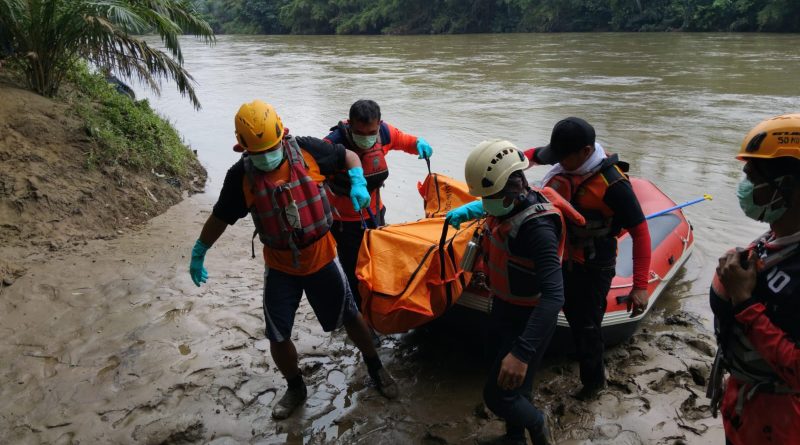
left=456, top=177, right=695, bottom=345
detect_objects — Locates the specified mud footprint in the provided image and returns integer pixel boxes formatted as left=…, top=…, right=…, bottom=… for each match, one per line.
left=647, top=370, right=691, bottom=394
left=595, top=423, right=623, bottom=440
left=217, top=386, right=244, bottom=413
left=679, top=392, right=711, bottom=421
left=33, top=282, right=61, bottom=302
left=654, top=333, right=682, bottom=353
left=257, top=388, right=276, bottom=406
left=163, top=303, right=193, bottom=322
left=95, top=356, right=120, bottom=381
left=131, top=416, right=204, bottom=444
left=685, top=338, right=715, bottom=358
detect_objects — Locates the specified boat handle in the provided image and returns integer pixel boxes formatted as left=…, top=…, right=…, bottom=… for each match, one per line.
left=610, top=271, right=661, bottom=290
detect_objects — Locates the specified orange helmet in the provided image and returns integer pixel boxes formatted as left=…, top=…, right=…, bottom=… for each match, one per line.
left=738, top=113, right=800, bottom=161
left=234, top=100, right=284, bottom=153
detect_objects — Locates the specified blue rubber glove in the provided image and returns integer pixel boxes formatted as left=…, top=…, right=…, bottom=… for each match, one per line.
left=348, top=167, right=371, bottom=212
left=416, top=137, right=433, bottom=159
left=189, top=239, right=209, bottom=287
left=445, top=200, right=485, bottom=229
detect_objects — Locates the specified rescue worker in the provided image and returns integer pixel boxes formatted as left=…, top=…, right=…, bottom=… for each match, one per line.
left=323, top=99, right=433, bottom=309
left=524, top=117, right=652, bottom=399
left=708, top=113, right=800, bottom=445
left=188, top=100, right=398, bottom=420
left=446, top=140, right=585, bottom=445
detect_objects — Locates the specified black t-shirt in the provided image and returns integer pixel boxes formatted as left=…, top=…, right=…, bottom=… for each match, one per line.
left=590, top=178, right=646, bottom=264
left=212, top=136, right=347, bottom=225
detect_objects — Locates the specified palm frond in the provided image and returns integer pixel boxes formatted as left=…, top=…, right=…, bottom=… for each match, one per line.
left=81, top=20, right=201, bottom=107
left=1, top=0, right=213, bottom=109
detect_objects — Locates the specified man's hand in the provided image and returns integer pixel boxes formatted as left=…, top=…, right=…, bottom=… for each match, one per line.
left=416, top=138, right=433, bottom=159
left=717, top=249, right=757, bottom=305
left=627, top=288, right=649, bottom=317
left=348, top=167, right=371, bottom=211
left=497, top=353, right=528, bottom=391
left=445, top=200, right=485, bottom=229
left=189, top=239, right=209, bottom=287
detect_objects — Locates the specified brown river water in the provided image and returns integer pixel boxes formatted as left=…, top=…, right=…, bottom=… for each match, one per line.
left=2, top=33, right=800, bottom=444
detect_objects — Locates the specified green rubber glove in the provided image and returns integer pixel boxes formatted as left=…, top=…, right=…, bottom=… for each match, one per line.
left=445, top=200, right=485, bottom=229
left=348, top=167, right=371, bottom=211
left=189, top=239, right=209, bottom=287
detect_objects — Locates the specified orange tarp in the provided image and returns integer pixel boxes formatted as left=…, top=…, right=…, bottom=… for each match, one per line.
left=356, top=173, right=481, bottom=334
left=356, top=217, right=480, bottom=334
left=417, top=173, right=477, bottom=218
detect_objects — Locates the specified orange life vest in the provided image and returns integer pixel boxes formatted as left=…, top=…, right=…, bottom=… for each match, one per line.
left=544, top=154, right=629, bottom=262
left=328, top=120, right=389, bottom=195
left=243, top=136, right=334, bottom=268
left=481, top=189, right=569, bottom=306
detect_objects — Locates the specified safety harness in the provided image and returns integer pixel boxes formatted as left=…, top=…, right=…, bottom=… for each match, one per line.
left=707, top=231, right=800, bottom=417
left=481, top=190, right=565, bottom=306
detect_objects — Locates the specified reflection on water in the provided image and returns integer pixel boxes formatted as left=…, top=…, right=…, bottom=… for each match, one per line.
left=137, top=32, right=800, bottom=328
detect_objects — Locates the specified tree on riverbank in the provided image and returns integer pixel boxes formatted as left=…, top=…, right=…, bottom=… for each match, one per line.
left=0, top=0, right=215, bottom=108
left=191, top=0, right=800, bottom=34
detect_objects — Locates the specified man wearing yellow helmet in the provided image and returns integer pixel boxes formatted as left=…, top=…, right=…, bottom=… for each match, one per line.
left=709, top=113, right=800, bottom=445
left=446, top=140, right=586, bottom=445
left=188, top=100, right=398, bottom=420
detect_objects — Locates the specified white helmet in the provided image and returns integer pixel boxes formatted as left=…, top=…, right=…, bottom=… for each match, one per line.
left=464, top=139, right=529, bottom=197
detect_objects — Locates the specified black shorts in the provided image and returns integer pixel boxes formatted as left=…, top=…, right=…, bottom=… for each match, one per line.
left=262, top=258, right=359, bottom=342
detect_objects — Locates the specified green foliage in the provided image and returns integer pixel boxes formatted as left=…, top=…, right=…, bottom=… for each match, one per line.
left=0, top=0, right=215, bottom=108
left=191, top=0, right=800, bottom=34
left=67, top=63, right=194, bottom=175
left=192, top=0, right=289, bottom=33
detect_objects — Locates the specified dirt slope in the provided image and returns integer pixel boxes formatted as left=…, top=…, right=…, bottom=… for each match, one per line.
left=0, top=78, right=206, bottom=285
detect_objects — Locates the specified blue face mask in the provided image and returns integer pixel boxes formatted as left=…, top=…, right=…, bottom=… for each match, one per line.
left=351, top=133, right=377, bottom=150
left=249, top=148, right=284, bottom=172
left=482, top=197, right=514, bottom=217
left=737, top=176, right=788, bottom=223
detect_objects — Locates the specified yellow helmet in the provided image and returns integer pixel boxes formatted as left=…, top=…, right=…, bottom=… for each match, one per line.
left=738, top=113, right=800, bottom=161
left=464, top=139, right=529, bottom=197
left=234, top=100, right=284, bottom=153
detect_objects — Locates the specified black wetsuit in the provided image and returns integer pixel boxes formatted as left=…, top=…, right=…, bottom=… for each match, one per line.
left=483, top=191, right=564, bottom=442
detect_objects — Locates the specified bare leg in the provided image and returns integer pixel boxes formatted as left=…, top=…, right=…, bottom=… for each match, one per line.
left=270, top=339, right=300, bottom=378
left=343, top=314, right=398, bottom=399
left=270, top=339, right=307, bottom=420
left=343, top=314, right=378, bottom=358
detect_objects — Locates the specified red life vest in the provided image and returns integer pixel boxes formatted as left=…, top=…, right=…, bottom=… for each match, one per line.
left=243, top=136, right=333, bottom=268
left=481, top=190, right=567, bottom=306
left=328, top=120, right=389, bottom=195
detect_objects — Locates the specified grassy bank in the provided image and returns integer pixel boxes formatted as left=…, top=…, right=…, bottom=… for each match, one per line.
left=64, top=64, right=197, bottom=176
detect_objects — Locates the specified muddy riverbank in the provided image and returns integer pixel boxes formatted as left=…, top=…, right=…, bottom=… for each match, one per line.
left=0, top=192, right=724, bottom=444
